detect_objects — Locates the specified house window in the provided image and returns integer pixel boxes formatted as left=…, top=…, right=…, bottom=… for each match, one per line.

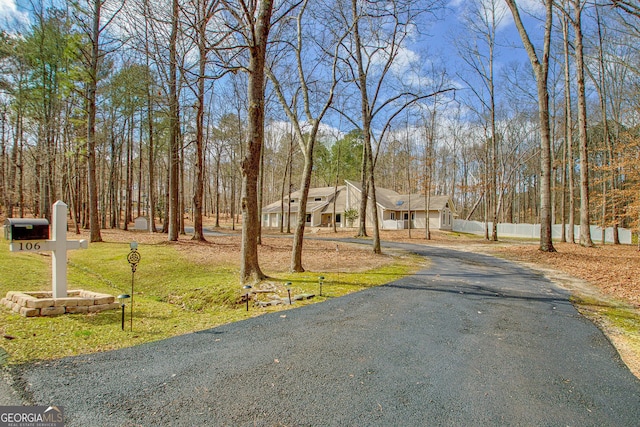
left=290, top=199, right=296, bottom=203
left=336, top=214, right=341, bottom=223
left=306, top=214, right=311, bottom=223
left=314, top=197, right=322, bottom=202
left=390, top=212, right=396, bottom=220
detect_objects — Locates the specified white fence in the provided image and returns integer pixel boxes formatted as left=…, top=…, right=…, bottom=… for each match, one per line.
left=453, top=219, right=633, bottom=244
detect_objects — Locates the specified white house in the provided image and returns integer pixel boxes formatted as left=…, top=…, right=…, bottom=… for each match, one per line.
left=261, top=185, right=347, bottom=229
left=262, top=180, right=456, bottom=231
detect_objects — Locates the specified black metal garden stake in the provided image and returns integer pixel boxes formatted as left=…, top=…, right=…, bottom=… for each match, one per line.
left=127, top=242, right=141, bottom=331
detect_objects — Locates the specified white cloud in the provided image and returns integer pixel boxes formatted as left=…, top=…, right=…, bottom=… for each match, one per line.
left=391, top=46, right=420, bottom=76
left=451, top=0, right=546, bottom=33
left=0, top=0, right=30, bottom=28
left=0, top=0, right=17, bottom=17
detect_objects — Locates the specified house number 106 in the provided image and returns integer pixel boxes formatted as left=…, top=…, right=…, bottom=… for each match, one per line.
left=16, top=242, right=41, bottom=251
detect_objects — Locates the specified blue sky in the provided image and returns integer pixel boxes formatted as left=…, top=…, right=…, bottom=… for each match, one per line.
left=0, top=0, right=545, bottom=133
left=0, top=0, right=28, bottom=27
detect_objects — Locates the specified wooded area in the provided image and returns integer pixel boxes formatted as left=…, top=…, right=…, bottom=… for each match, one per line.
left=0, top=0, right=639, bottom=281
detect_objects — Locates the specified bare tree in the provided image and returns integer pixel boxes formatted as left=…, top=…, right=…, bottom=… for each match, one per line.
left=334, top=0, right=445, bottom=254
left=221, top=0, right=276, bottom=283
left=168, top=0, right=181, bottom=241
left=181, top=0, right=224, bottom=241
left=566, top=0, right=594, bottom=247
left=611, top=0, right=640, bottom=18
left=505, top=0, right=556, bottom=252
left=266, top=0, right=343, bottom=272
left=75, top=0, right=124, bottom=241
left=559, top=3, right=576, bottom=243
left=455, top=0, right=505, bottom=241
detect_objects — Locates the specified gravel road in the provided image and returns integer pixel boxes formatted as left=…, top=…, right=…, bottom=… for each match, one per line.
left=12, top=242, right=640, bottom=426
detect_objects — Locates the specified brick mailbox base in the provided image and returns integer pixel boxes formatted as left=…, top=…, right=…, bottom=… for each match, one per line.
left=1, top=290, right=119, bottom=317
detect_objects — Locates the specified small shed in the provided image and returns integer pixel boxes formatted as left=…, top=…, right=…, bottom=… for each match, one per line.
left=133, top=216, right=148, bottom=231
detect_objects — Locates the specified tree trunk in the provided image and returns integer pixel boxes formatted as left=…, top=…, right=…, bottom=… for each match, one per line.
left=484, top=133, right=490, bottom=240
left=286, top=136, right=293, bottom=234
left=333, top=141, right=341, bottom=233
left=124, top=115, right=133, bottom=231
left=561, top=10, right=575, bottom=243
left=279, top=151, right=288, bottom=233
left=357, top=140, right=369, bottom=237
left=168, top=0, right=180, bottom=241
left=291, top=147, right=313, bottom=272
left=240, top=0, right=273, bottom=284
left=367, top=140, right=381, bottom=254
left=147, top=80, right=157, bottom=233
left=0, top=108, right=6, bottom=217
left=192, top=7, right=207, bottom=242
left=352, top=0, right=379, bottom=249
left=594, top=7, right=619, bottom=245
left=215, top=150, right=221, bottom=228
left=560, top=127, right=567, bottom=242
left=86, top=0, right=103, bottom=242
left=505, top=0, right=555, bottom=252
left=489, top=15, right=498, bottom=242
left=258, top=137, right=264, bottom=245
left=572, top=0, right=594, bottom=247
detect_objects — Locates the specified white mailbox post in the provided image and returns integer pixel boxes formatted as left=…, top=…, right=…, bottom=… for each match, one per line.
left=8, top=200, right=88, bottom=298
left=51, top=201, right=88, bottom=297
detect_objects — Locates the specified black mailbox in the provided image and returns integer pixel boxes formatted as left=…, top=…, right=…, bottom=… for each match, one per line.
left=4, top=218, right=50, bottom=241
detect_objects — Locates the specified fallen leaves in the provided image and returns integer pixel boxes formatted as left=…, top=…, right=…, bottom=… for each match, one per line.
left=491, top=242, right=640, bottom=307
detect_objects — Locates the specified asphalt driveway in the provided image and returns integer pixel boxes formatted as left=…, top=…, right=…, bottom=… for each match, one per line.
left=12, top=242, right=640, bottom=426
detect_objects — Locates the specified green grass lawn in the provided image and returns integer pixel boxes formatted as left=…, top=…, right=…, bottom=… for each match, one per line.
left=0, top=238, right=418, bottom=365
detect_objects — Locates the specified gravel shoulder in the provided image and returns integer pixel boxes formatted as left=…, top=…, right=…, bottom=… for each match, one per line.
left=11, top=242, right=640, bottom=426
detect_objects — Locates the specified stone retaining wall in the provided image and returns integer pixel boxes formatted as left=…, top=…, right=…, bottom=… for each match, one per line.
left=1, top=290, right=119, bottom=317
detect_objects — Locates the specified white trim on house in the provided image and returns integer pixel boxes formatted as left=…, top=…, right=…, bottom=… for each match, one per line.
left=262, top=180, right=457, bottom=231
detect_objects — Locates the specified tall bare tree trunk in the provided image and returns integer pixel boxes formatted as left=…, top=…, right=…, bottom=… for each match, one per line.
left=168, top=0, right=180, bottom=241
left=484, top=134, right=490, bottom=240
left=258, top=140, right=264, bottom=245
left=0, top=108, right=6, bottom=217
left=87, top=0, right=103, bottom=242
left=124, top=115, right=133, bottom=230
left=239, top=0, right=273, bottom=283
left=180, top=131, right=185, bottom=235
left=137, top=116, right=143, bottom=219
left=505, top=0, right=556, bottom=252
left=561, top=9, right=575, bottom=243
left=291, top=147, right=313, bottom=271
left=560, top=127, right=567, bottom=242
left=594, top=7, right=619, bottom=245
left=286, top=140, right=293, bottom=234
left=9, top=107, right=21, bottom=219
left=214, top=145, right=221, bottom=228
left=279, top=134, right=291, bottom=234
left=352, top=0, right=380, bottom=253
left=571, top=0, right=594, bottom=247
left=192, top=0, right=208, bottom=242
left=357, top=141, right=369, bottom=237
left=147, top=85, right=157, bottom=233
